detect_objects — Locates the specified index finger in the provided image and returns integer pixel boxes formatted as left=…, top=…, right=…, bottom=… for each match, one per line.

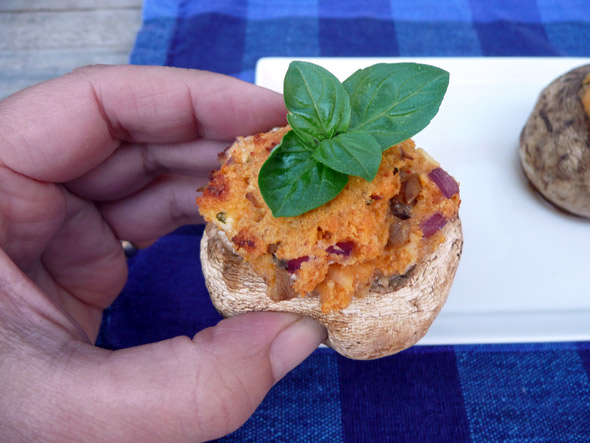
left=0, top=65, right=287, bottom=182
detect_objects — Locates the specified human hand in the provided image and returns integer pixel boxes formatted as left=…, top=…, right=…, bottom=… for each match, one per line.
left=0, top=65, right=326, bottom=442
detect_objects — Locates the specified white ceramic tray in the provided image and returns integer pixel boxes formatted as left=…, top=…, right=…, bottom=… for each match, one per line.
left=256, top=57, right=590, bottom=345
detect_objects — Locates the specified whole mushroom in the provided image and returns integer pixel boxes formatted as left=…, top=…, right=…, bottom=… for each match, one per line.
left=520, top=64, right=590, bottom=218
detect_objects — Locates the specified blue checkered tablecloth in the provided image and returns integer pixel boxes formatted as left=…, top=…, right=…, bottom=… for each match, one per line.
left=96, top=1, right=590, bottom=441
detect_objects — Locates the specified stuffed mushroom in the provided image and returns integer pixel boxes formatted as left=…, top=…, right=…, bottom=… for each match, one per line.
left=197, top=126, right=462, bottom=359
left=520, top=64, right=590, bottom=218
left=196, top=61, right=462, bottom=359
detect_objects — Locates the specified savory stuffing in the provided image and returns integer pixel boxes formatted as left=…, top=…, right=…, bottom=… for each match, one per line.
left=582, top=72, right=590, bottom=118
left=197, top=126, right=461, bottom=313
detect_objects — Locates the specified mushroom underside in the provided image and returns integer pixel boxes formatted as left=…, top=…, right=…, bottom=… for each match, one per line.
left=200, top=216, right=463, bottom=360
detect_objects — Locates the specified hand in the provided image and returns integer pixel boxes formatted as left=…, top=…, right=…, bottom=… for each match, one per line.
left=0, top=65, right=326, bottom=442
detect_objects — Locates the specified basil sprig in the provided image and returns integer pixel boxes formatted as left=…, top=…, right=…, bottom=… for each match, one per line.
left=259, top=61, right=449, bottom=217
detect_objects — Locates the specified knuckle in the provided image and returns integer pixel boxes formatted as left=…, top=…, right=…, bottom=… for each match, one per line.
left=69, top=64, right=111, bottom=79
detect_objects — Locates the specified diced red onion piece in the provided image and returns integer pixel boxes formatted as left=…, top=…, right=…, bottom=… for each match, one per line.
left=421, top=213, right=447, bottom=237
left=428, top=167, right=459, bottom=199
left=326, top=241, right=355, bottom=256
left=286, top=256, right=310, bottom=273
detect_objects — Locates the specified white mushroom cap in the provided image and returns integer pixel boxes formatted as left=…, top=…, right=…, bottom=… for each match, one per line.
left=200, top=216, right=463, bottom=360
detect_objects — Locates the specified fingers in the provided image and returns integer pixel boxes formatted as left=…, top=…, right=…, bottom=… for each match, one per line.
left=2, top=312, right=326, bottom=442
left=65, top=138, right=226, bottom=201
left=97, top=313, right=325, bottom=441
left=0, top=164, right=66, bottom=271
left=41, top=190, right=128, bottom=340
left=99, top=174, right=207, bottom=243
left=0, top=64, right=287, bottom=183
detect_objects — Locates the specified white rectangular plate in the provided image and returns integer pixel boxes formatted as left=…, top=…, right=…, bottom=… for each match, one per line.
left=256, top=57, right=590, bottom=345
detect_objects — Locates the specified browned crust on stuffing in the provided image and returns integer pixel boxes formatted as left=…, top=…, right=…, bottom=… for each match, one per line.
left=197, top=126, right=461, bottom=312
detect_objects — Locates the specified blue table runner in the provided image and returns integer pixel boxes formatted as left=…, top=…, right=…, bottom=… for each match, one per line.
left=97, top=1, right=590, bottom=441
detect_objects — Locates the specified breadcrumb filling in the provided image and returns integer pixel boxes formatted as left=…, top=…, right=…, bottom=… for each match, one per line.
left=197, top=126, right=461, bottom=312
left=581, top=72, right=590, bottom=119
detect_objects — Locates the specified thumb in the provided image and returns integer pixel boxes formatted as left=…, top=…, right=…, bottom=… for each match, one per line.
left=60, top=312, right=326, bottom=442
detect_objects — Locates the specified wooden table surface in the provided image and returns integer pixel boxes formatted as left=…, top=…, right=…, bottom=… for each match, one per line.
left=0, top=0, right=143, bottom=99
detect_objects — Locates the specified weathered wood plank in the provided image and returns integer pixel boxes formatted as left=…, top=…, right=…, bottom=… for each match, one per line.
left=0, top=0, right=143, bottom=12
left=0, top=10, right=142, bottom=51
left=0, top=0, right=143, bottom=99
left=0, top=49, right=134, bottom=99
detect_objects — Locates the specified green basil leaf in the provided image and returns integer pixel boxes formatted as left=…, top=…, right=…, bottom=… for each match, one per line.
left=284, top=61, right=351, bottom=145
left=258, top=131, right=348, bottom=217
left=313, top=131, right=382, bottom=182
left=343, top=63, right=449, bottom=150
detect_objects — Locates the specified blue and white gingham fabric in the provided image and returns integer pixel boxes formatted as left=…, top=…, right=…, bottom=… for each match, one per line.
left=97, top=1, right=590, bottom=441
left=131, top=0, right=590, bottom=81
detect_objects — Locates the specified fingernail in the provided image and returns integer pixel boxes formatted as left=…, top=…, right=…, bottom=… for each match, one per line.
left=269, top=316, right=327, bottom=382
